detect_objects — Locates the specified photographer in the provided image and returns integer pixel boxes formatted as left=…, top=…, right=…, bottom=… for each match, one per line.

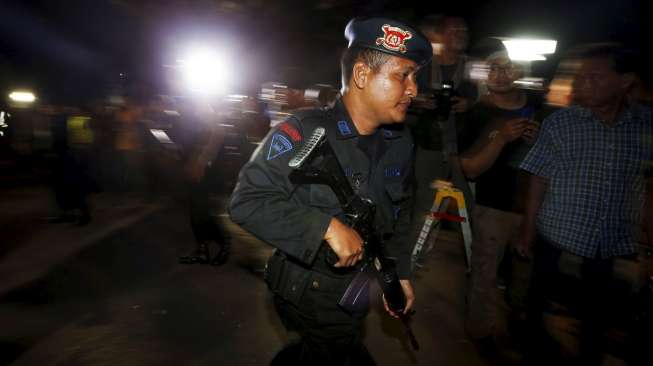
left=419, top=15, right=478, bottom=115
left=407, top=15, right=478, bottom=250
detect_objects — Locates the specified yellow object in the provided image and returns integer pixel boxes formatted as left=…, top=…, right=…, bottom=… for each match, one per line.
left=412, top=180, right=473, bottom=272
left=67, top=116, right=94, bottom=145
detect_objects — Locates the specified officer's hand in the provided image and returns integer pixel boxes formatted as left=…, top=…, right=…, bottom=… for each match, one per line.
left=324, top=218, right=364, bottom=267
left=382, top=280, right=415, bottom=318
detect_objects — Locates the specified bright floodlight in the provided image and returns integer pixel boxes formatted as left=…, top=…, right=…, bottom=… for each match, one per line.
left=502, top=39, right=557, bottom=61
left=178, top=47, right=230, bottom=95
left=8, top=91, right=36, bottom=103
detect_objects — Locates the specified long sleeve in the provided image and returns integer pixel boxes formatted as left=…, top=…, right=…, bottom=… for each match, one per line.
left=228, top=119, right=332, bottom=265
left=383, top=144, right=416, bottom=279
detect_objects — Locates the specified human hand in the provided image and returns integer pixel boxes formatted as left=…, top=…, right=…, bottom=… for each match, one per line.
left=522, top=120, right=540, bottom=145
left=498, top=118, right=529, bottom=143
left=413, top=96, right=436, bottom=110
left=323, top=218, right=364, bottom=267
left=451, top=96, right=469, bottom=113
left=382, top=280, right=415, bottom=318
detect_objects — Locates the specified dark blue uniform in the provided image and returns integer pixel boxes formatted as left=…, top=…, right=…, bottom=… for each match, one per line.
left=229, top=99, right=415, bottom=364
left=229, top=16, right=431, bottom=365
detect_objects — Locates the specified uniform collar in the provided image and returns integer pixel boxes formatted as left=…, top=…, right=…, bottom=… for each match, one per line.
left=380, top=126, right=404, bottom=140
left=333, top=99, right=358, bottom=140
left=332, top=99, right=405, bottom=140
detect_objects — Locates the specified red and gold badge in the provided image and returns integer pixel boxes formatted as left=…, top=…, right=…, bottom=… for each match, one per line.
left=376, top=24, right=413, bottom=54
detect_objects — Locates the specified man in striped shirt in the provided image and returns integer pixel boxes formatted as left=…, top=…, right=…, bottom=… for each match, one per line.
left=517, top=44, right=653, bottom=364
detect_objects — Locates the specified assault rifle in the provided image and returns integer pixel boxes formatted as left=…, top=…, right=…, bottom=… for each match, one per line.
left=288, top=127, right=419, bottom=350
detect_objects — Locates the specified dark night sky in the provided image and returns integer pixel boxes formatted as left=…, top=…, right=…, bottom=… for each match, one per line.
left=0, top=0, right=648, bottom=103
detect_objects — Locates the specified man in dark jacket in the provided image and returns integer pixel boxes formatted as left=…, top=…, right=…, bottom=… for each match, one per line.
left=229, top=17, right=432, bottom=365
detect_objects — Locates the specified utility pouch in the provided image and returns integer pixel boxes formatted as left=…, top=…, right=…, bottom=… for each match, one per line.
left=265, top=251, right=311, bottom=306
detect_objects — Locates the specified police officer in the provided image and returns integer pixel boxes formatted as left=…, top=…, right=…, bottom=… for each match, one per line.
left=229, top=17, right=431, bottom=365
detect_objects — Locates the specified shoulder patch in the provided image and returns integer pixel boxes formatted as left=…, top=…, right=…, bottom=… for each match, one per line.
left=278, top=122, right=302, bottom=142
left=267, top=134, right=293, bottom=160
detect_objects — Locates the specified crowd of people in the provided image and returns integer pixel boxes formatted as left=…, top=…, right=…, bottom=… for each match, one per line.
left=1, top=92, right=270, bottom=266
left=409, top=15, right=651, bottom=365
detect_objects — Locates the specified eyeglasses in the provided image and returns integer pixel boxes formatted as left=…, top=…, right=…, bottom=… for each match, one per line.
left=489, top=64, right=518, bottom=76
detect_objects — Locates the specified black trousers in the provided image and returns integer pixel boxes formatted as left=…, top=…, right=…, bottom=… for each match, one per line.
left=525, top=237, right=631, bottom=365
left=53, top=153, right=91, bottom=215
left=271, top=294, right=375, bottom=366
left=188, top=177, right=225, bottom=245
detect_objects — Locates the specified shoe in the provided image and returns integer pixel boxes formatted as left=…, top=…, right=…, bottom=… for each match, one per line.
left=210, top=244, right=229, bottom=266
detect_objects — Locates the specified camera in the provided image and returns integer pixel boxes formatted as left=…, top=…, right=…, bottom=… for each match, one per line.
left=410, top=80, right=456, bottom=121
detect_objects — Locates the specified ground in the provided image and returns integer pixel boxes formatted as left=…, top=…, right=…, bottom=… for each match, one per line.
left=0, top=185, right=642, bottom=365
left=0, top=185, right=494, bottom=365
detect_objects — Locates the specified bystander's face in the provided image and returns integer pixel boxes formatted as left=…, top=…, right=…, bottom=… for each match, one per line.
left=442, top=17, right=469, bottom=54
left=362, top=56, right=419, bottom=124
left=573, top=57, right=632, bottom=108
left=486, top=57, right=521, bottom=94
